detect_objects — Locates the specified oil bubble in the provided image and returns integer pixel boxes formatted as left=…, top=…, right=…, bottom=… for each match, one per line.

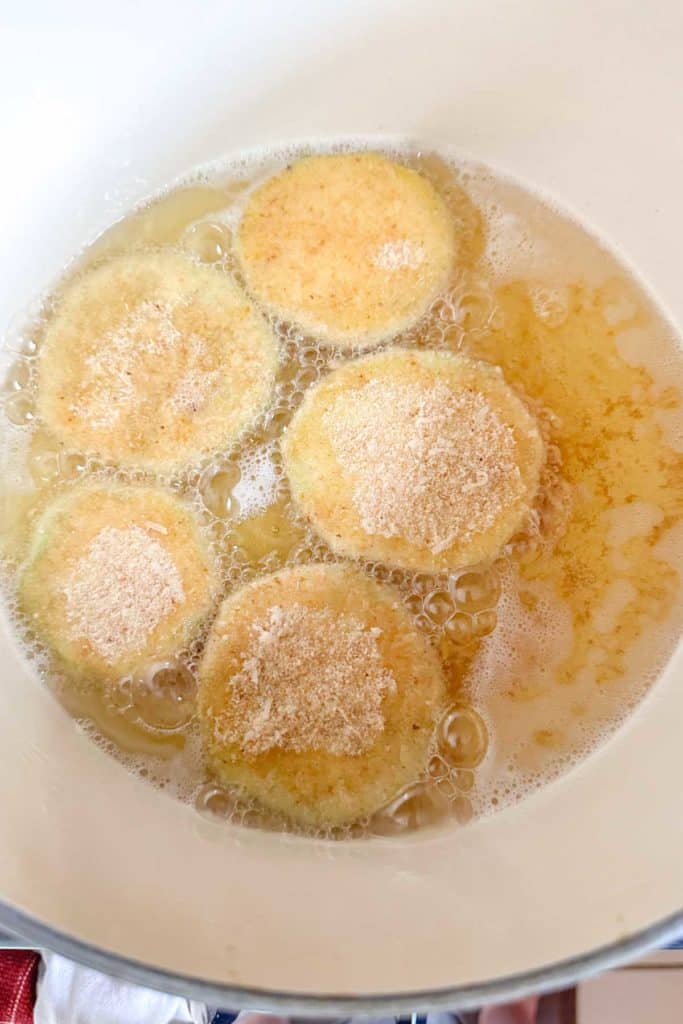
left=369, top=781, right=449, bottom=836
left=438, top=704, right=489, bottom=768
left=424, top=589, right=454, bottom=626
left=442, top=323, right=463, bottom=348
left=262, top=405, right=291, bottom=441
left=444, top=612, right=474, bottom=645
left=4, top=360, right=31, bottom=392
left=434, top=775, right=458, bottom=800
left=296, top=365, right=320, bottom=389
left=194, top=782, right=240, bottom=820
left=452, top=569, right=500, bottom=612
left=299, top=345, right=319, bottom=364
left=456, top=287, right=495, bottom=332
left=29, top=445, right=60, bottom=484
left=109, top=675, right=133, bottom=710
left=427, top=753, right=448, bottom=779
left=452, top=794, right=474, bottom=824
left=200, top=461, right=241, bottom=518
left=131, top=660, right=197, bottom=731
left=182, top=221, right=232, bottom=263
left=4, top=392, right=34, bottom=426
left=403, top=592, right=424, bottom=617
left=413, top=572, right=437, bottom=593
left=60, top=451, right=89, bottom=479
left=472, top=609, right=497, bottom=637
left=413, top=612, right=434, bottom=634
left=454, top=768, right=475, bottom=792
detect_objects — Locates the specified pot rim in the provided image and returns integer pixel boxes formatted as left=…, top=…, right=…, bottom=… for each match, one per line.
left=1, top=900, right=681, bottom=1014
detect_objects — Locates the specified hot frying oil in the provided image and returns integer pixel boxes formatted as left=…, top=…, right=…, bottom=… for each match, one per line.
left=1, top=143, right=681, bottom=835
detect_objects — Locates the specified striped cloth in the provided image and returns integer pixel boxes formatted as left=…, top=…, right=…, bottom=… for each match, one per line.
left=0, top=950, right=39, bottom=1024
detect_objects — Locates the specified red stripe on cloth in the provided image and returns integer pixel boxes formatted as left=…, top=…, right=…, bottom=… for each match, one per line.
left=0, top=951, right=39, bottom=1024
